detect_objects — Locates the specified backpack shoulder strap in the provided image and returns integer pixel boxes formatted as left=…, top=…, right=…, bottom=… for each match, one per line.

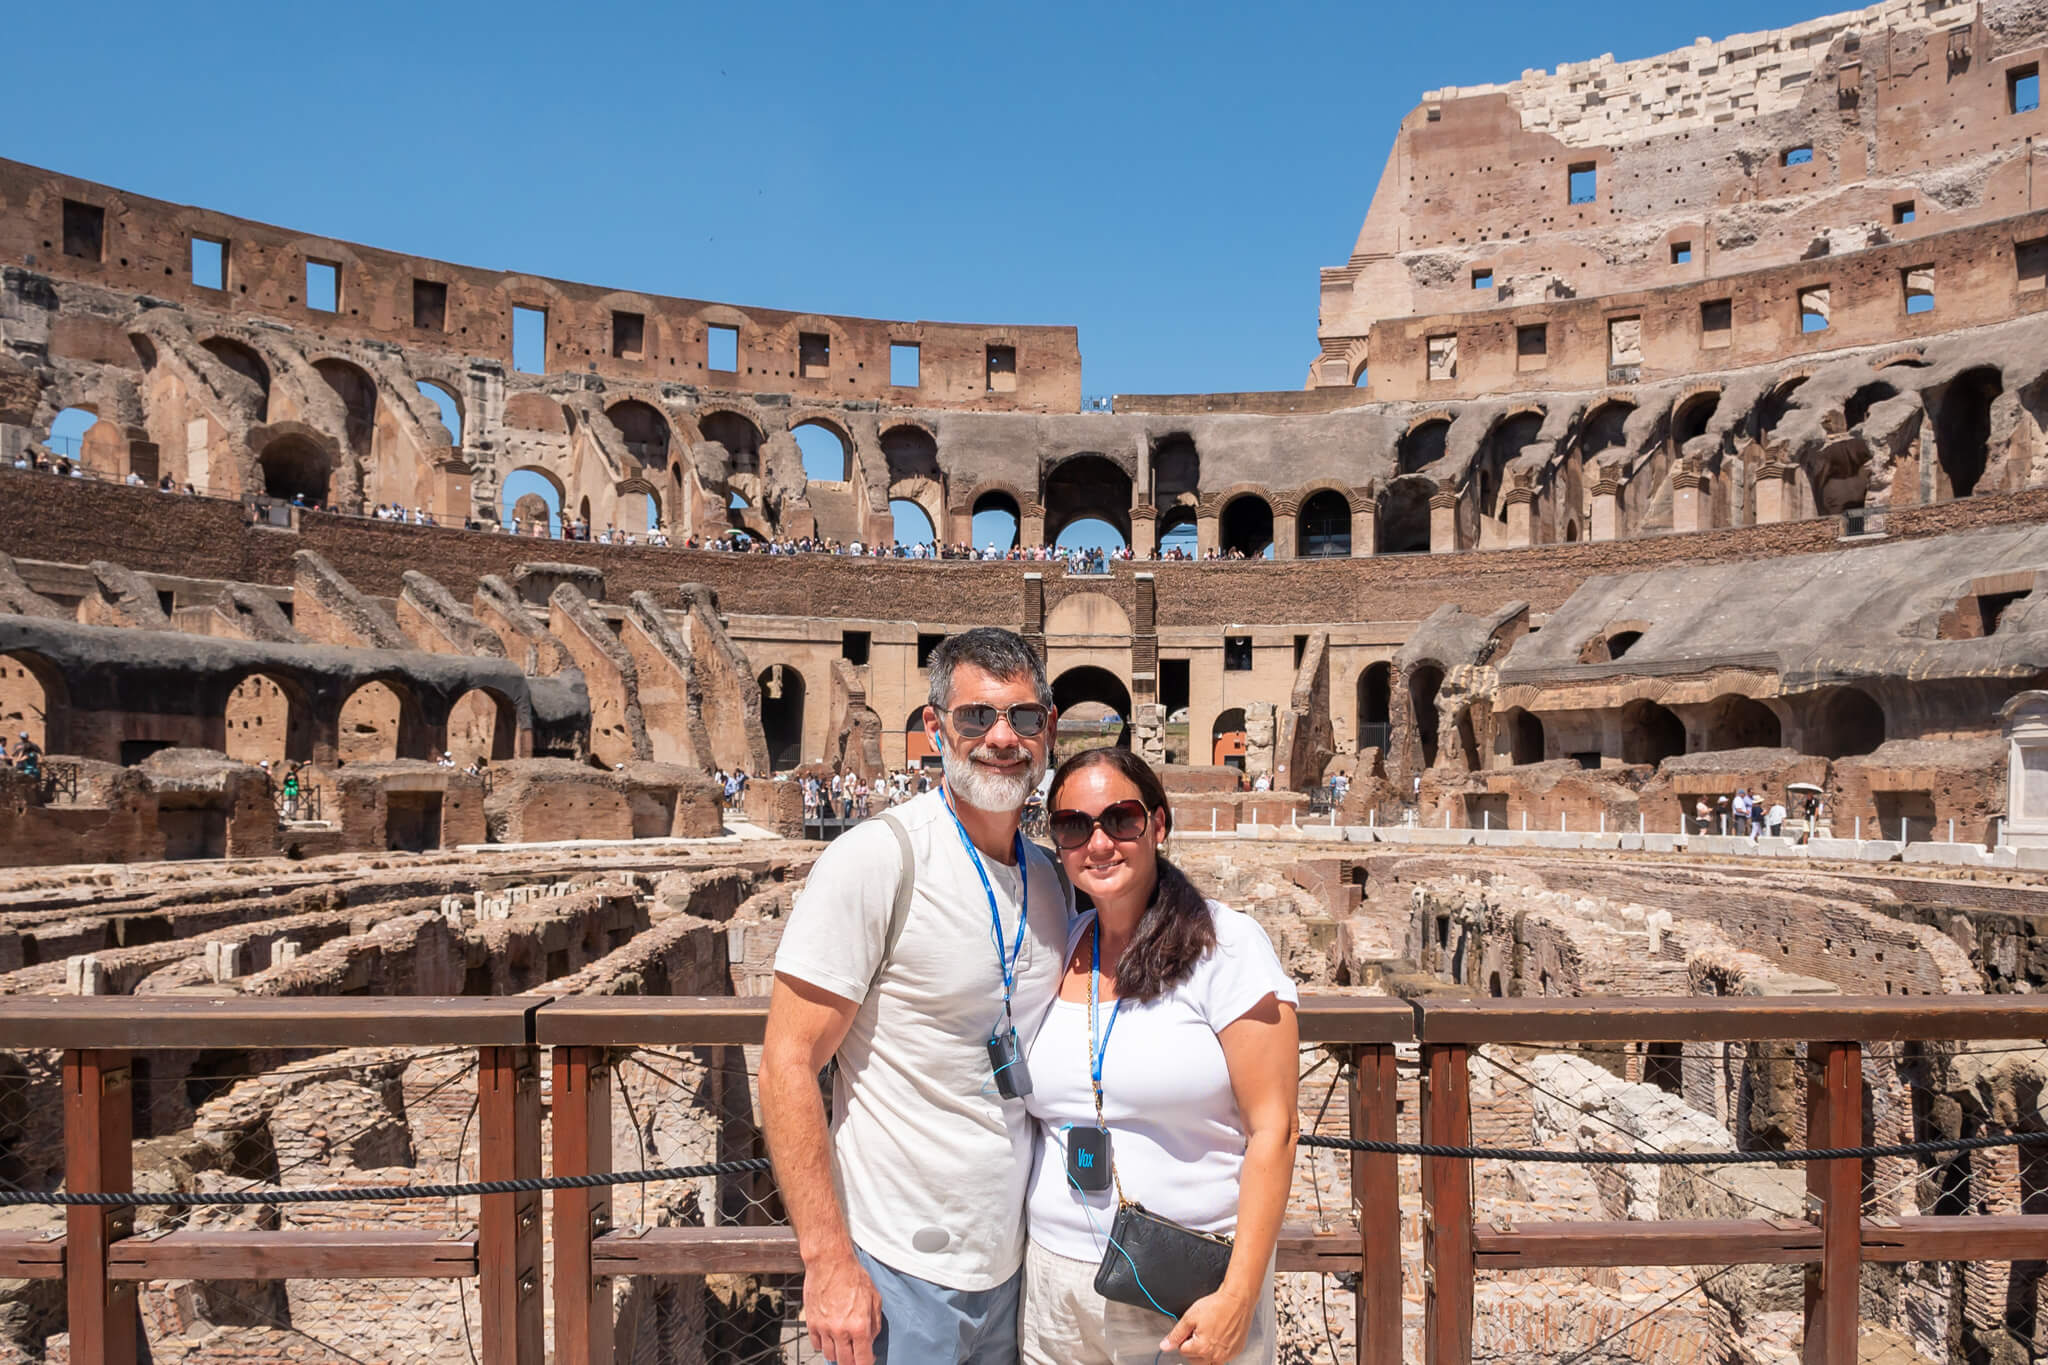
left=874, top=813, right=915, bottom=988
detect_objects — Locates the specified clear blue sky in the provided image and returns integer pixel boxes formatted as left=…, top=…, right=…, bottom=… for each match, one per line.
left=15, top=0, right=1815, bottom=397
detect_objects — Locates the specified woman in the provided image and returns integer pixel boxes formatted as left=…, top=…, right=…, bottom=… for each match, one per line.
left=1020, top=747, right=1299, bottom=1365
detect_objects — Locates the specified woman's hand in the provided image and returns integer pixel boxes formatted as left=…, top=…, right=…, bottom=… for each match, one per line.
left=1160, top=1285, right=1255, bottom=1364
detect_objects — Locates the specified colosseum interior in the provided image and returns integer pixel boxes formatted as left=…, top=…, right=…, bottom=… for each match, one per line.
left=12, top=0, right=2048, bottom=1362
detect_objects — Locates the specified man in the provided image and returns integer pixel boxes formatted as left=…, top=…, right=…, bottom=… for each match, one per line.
left=762, top=628, right=1069, bottom=1365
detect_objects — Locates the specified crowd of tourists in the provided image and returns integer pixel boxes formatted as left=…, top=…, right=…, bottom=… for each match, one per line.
left=1690, top=786, right=1826, bottom=840
left=0, top=732, right=43, bottom=779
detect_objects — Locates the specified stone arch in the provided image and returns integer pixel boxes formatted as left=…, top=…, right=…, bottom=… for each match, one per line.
left=1932, top=366, right=2003, bottom=499
left=1471, top=409, right=1543, bottom=529
left=1044, top=592, right=1132, bottom=637
left=971, top=486, right=1023, bottom=550
left=700, top=410, right=764, bottom=474
left=447, top=688, right=516, bottom=764
left=1213, top=706, right=1248, bottom=767
left=337, top=677, right=433, bottom=762
left=1378, top=476, right=1435, bottom=554
left=1580, top=400, right=1636, bottom=457
left=223, top=671, right=314, bottom=764
left=791, top=415, right=855, bottom=483
left=1844, top=381, right=1898, bottom=429
left=1219, top=492, right=1275, bottom=558
left=1500, top=707, right=1545, bottom=765
left=256, top=431, right=336, bottom=504
left=1699, top=693, right=1783, bottom=751
left=1298, top=487, right=1352, bottom=557
left=1620, top=698, right=1686, bottom=766
left=880, top=423, right=941, bottom=483
left=1670, top=388, right=1721, bottom=451
left=758, top=664, right=806, bottom=771
left=1758, top=373, right=1812, bottom=436
left=502, top=465, right=566, bottom=533
left=1399, top=416, right=1452, bottom=475
left=606, top=399, right=671, bottom=469
left=312, top=358, right=378, bottom=456
left=1053, top=667, right=1134, bottom=747
left=887, top=478, right=944, bottom=545
left=1803, top=686, right=1886, bottom=758
left=1357, top=662, right=1392, bottom=751
left=1043, top=453, right=1133, bottom=546
left=200, top=336, right=271, bottom=418
left=0, top=650, right=66, bottom=755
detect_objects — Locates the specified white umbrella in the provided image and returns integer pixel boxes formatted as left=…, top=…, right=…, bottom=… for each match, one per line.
left=1786, top=782, right=1825, bottom=794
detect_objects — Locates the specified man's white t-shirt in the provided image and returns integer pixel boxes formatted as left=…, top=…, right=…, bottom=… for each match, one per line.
left=1022, top=903, right=1297, bottom=1262
left=773, top=788, right=1071, bottom=1290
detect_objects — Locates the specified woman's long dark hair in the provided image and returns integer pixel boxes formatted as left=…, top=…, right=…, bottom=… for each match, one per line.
left=1047, top=746, right=1215, bottom=1004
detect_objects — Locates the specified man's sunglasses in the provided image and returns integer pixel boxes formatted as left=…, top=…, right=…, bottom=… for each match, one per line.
left=944, top=703, right=1051, bottom=739
left=1047, top=799, right=1151, bottom=850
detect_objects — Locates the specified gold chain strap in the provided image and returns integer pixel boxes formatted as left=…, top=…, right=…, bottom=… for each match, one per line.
left=1085, top=922, right=1128, bottom=1208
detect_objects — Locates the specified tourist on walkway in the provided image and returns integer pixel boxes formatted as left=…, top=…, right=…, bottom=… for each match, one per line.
left=1732, top=788, right=1752, bottom=837
left=1766, top=798, right=1787, bottom=839
left=281, top=763, right=302, bottom=820
left=1020, top=746, right=1298, bottom=1364
left=762, top=628, right=1069, bottom=1364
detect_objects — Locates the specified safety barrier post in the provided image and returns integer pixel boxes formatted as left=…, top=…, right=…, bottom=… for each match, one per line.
left=1351, top=1043, right=1402, bottom=1365
left=1803, top=1040, right=1862, bottom=1365
left=552, top=1045, right=614, bottom=1365
left=64, top=1048, right=137, bottom=1365
left=479, top=1044, right=545, bottom=1365
left=1421, top=1042, right=1473, bottom=1365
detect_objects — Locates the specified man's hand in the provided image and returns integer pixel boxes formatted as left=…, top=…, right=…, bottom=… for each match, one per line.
left=1159, top=1285, right=1254, bottom=1365
left=804, top=1247, right=885, bottom=1365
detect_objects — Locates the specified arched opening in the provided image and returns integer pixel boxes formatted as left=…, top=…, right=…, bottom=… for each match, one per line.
left=1044, top=454, right=1133, bottom=547
left=1055, top=518, right=1125, bottom=553
left=1357, top=663, right=1392, bottom=752
left=1581, top=402, right=1634, bottom=459
left=0, top=652, right=61, bottom=754
left=701, top=411, right=764, bottom=474
left=971, top=490, right=1020, bottom=552
left=1758, top=376, right=1809, bottom=436
left=1399, top=419, right=1450, bottom=476
left=338, top=679, right=431, bottom=762
left=1670, top=391, right=1720, bottom=451
left=1474, top=412, right=1543, bottom=526
left=1700, top=694, right=1782, bottom=751
left=1620, top=698, right=1686, bottom=766
left=1409, top=664, right=1445, bottom=768
left=905, top=706, right=937, bottom=766
left=1218, top=495, right=1275, bottom=558
left=793, top=421, right=852, bottom=483
left=881, top=425, right=940, bottom=483
left=1564, top=520, right=1580, bottom=542
left=1298, top=490, right=1352, bottom=557
left=46, top=407, right=99, bottom=465
left=1158, top=508, right=1198, bottom=558
left=223, top=673, right=312, bottom=764
left=1152, top=434, right=1200, bottom=503
left=757, top=665, right=805, bottom=771
left=313, top=359, right=378, bottom=456
left=417, top=380, right=462, bottom=446
left=606, top=400, right=670, bottom=468
left=1933, top=366, right=2003, bottom=499
left=201, top=337, right=270, bottom=420
left=257, top=436, right=332, bottom=505
left=1052, top=667, right=1134, bottom=751
left=578, top=496, right=593, bottom=531
left=447, top=689, right=515, bottom=764
left=1606, top=631, right=1642, bottom=659
left=1805, top=686, right=1886, bottom=758
left=1503, top=708, right=1545, bottom=765
left=1378, top=477, right=1434, bottom=554
left=890, top=499, right=936, bottom=545
left=1844, top=381, right=1897, bottom=429
left=1212, top=707, right=1248, bottom=769
left=501, top=468, right=563, bottom=535
left=1488, top=971, right=1504, bottom=998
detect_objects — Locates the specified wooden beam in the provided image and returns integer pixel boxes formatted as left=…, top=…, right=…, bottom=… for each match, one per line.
left=0, top=1232, right=64, bottom=1279
left=0, top=997, right=540, bottom=1050
left=1353, top=1042, right=1403, bottom=1365
left=1806, top=1041, right=1862, bottom=1365
left=1474, top=1218, right=1822, bottom=1268
left=64, top=1049, right=137, bottom=1365
left=552, top=1046, right=614, bottom=1365
left=478, top=1045, right=544, bottom=1365
left=1421, top=1043, right=1473, bottom=1365
left=1862, top=1215, right=2048, bottom=1262
left=1418, top=996, right=2048, bottom=1046
left=108, top=1229, right=476, bottom=1280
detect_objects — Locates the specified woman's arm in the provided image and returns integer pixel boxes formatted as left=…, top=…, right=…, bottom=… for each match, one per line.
left=1160, top=992, right=1300, bottom=1364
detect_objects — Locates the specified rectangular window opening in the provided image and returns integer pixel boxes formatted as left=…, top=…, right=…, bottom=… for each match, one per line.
left=1902, top=265, right=1935, bottom=315
left=1894, top=201, right=1917, bottom=225
left=916, top=633, right=944, bottom=669
left=62, top=200, right=105, bottom=261
left=1981, top=589, right=2030, bottom=635
left=305, top=260, right=339, bottom=313
left=707, top=323, right=738, bottom=372
left=1161, top=658, right=1191, bottom=715
left=891, top=342, right=921, bottom=388
left=1516, top=323, right=1547, bottom=372
left=1799, top=286, right=1831, bottom=333
left=1701, top=298, right=1733, bottom=348
left=842, top=631, right=872, bottom=667
left=799, top=331, right=830, bottom=379
left=189, top=237, right=226, bottom=290
left=2012, top=63, right=2040, bottom=113
left=1294, top=635, right=1310, bottom=668
left=1671, top=241, right=1693, bottom=264
left=1568, top=163, right=1598, bottom=204
left=1472, top=269, right=1493, bottom=291
left=1783, top=145, right=1814, bottom=166
left=1224, top=636, right=1253, bottom=672
left=986, top=344, right=1018, bottom=393
left=513, top=306, right=547, bottom=374
left=2020, top=236, right=2048, bottom=292
left=412, top=279, right=448, bottom=332
left=612, top=310, right=645, bottom=361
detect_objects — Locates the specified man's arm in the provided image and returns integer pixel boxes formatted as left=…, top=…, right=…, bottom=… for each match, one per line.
left=760, top=971, right=881, bottom=1365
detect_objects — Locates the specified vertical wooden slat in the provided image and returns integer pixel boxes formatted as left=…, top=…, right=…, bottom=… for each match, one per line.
left=1422, top=1043, right=1473, bottom=1365
left=551, top=1046, right=613, bottom=1365
left=478, top=1045, right=544, bottom=1365
left=1803, top=1040, right=1862, bottom=1365
left=1352, top=1043, right=1402, bottom=1365
left=64, top=1048, right=137, bottom=1365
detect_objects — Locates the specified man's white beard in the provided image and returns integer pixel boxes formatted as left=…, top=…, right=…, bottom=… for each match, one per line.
left=943, top=740, right=1045, bottom=814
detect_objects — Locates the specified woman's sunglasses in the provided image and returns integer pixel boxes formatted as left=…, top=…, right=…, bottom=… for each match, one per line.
left=945, top=703, right=1051, bottom=738
left=1047, top=799, right=1151, bottom=850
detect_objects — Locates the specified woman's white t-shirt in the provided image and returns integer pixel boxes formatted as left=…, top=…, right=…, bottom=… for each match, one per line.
left=1023, top=902, right=1298, bottom=1262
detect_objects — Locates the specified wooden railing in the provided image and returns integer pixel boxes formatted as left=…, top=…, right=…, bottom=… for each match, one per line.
left=5, top=994, right=2046, bottom=1365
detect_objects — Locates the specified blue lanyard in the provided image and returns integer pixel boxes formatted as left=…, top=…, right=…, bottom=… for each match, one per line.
left=1088, top=920, right=1123, bottom=1112
left=943, top=791, right=1030, bottom=1020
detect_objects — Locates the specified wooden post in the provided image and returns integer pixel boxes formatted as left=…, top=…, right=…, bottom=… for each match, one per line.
left=1421, top=1043, right=1473, bottom=1365
left=64, top=1048, right=137, bottom=1365
left=551, top=1046, right=613, bottom=1365
left=479, top=1045, right=544, bottom=1365
left=1352, top=1043, right=1402, bottom=1365
left=1803, top=1040, right=1862, bottom=1365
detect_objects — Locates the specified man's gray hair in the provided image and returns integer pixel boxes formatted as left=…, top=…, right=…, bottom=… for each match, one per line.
left=927, top=627, right=1053, bottom=713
